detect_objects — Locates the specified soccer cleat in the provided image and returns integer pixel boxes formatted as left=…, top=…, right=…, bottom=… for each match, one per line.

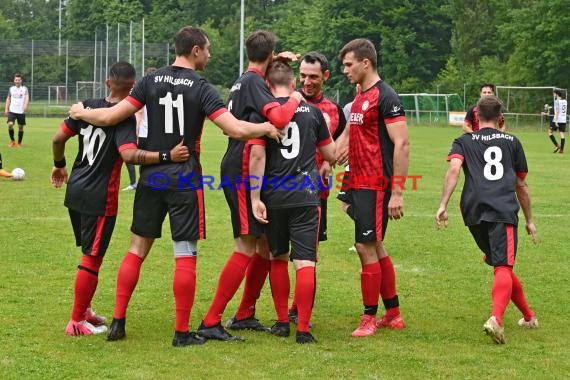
left=483, top=316, right=505, bottom=344
left=553, top=146, right=561, bottom=153
left=270, top=321, right=291, bottom=337
left=122, top=184, right=137, bottom=191
left=351, top=314, right=377, bottom=337
left=288, top=310, right=314, bottom=328
left=197, top=322, right=244, bottom=341
left=296, top=331, right=316, bottom=344
left=107, top=318, right=126, bottom=341
left=172, top=331, right=206, bottom=347
left=559, top=149, right=564, bottom=154
left=8, top=141, right=16, bottom=148
left=65, top=320, right=108, bottom=336
left=84, top=308, right=107, bottom=327
left=376, top=314, right=406, bottom=330
left=16, top=143, right=22, bottom=148
left=518, top=316, right=539, bottom=329
left=226, top=315, right=270, bottom=331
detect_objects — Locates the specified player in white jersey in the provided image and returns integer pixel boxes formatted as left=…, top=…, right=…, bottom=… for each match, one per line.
left=550, top=89, right=567, bottom=153
left=5, top=73, right=29, bottom=147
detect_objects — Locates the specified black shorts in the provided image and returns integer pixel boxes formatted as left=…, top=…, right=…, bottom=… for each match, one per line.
left=69, top=209, right=117, bottom=257
left=468, top=222, right=517, bottom=266
left=131, top=184, right=205, bottom=241
left=352, top=189, right=389, bottom=243
left=7, top=112, right=25, bottom=126
left=336, top=170, right=353, bottom=204
left=266, top=206, right=320, bottom=262
left=223, top=186, right=264, bottom=238
left=550, top=122, right=567, bottom=132
left=318, top=198, right=327, bottom=241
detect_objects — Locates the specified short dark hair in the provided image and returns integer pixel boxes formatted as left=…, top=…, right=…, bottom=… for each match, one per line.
left=477, top=96, right=503, bottom=122
left=175, top=26, right=208, bottom=56
left=145, top=67, right=157, bottom=76
left=302, top=52, right=329, bottom=72
left=246, top=30, right=277, bottom=63
left=13, top=73, right=23, bottom=80
left=266, top=61, right=294, bottom=87
left=554, top=89, right=565, bottom=99
left=339, top=38, right=377, bottom=68
left=480, top=83, right=495, bottom=92
left=108, top=61, right=136, bottom=81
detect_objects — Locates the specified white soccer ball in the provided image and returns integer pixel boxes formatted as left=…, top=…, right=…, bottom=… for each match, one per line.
left=11, top=168, right=25, bottom=181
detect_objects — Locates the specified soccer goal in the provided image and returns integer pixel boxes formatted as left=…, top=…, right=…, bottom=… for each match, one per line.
left=399, top=93, right=464, bottom=125
left=48, top=85, right=67, bottom=105
left=495, top=86, right=567, bottom=130
left=76, top=81, right=101, bottom=101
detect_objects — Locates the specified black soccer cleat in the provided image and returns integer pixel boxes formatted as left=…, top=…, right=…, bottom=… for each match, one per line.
left=226, top=315, right=270, bottom=332
left=197, top=321, right=245, bottom=342
left=270, top=321, right=290, bottom=337
left=107, top=318, right=126, bottom=341
left=296, top=331, right=316, bottom=344
left=288, top=310, right=314, bottom=328
left=172, top=331, right=206, bottom=347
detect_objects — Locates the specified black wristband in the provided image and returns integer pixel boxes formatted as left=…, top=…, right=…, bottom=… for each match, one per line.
left=159, top=151, right=171, bottom=163
left=54, top=157, right=66, bottom=168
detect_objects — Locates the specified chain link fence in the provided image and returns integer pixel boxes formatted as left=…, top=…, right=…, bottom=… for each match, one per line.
left=0, top=39, right=169, bottom=116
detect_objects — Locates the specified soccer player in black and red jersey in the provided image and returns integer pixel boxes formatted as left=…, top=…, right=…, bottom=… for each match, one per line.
left=463, top=83, right=505, bottom=133
left=51, top=61, right=190, bottom=336
left=198, top=30, right=305, bottom=341
left=249, top=60, right=336, bottom=343
left=285, top=51, right=346, bottom=324
left=336, top=38, right=409, bottom=337
left=436, top=95, right=539, bottom=344
left=69, top=26, right=282, bottom=347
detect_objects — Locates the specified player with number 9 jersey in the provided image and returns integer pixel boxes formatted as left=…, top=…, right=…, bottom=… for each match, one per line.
left=447, top=127, right=528, bottom=227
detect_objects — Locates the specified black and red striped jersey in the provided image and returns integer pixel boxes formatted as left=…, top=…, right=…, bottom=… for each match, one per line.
left=250, top=99, right=332, bottom=208
left=304, top=91, right=346, bottom=199
left=127, top=65, right=227, bottom=190
left=447, top=128, right=528, bottom=226
left=347, top=80, right=406, bottom=189
left=62, top=98, right=137, bottom=216
left=465, top=105, right=505, bottom=132
left=220, top=69, right=281, bottom=184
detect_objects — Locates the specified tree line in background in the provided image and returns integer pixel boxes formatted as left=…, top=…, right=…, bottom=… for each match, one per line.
left=0, top=0, right=568, bottom=106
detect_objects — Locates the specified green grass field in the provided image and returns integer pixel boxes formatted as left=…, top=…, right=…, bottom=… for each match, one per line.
left=1, top=118, right=569, bottom=379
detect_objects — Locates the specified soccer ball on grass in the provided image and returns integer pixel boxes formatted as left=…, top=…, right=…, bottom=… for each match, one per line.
left=11, top=168, right=25, bottom=181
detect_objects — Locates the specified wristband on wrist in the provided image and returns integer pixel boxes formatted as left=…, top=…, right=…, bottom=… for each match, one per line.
left=54, top=157, right=66, bottom=168
left=159, top=151, right=171, bottom=163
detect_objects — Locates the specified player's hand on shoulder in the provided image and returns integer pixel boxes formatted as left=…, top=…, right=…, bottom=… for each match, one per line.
left=265, top=122, right=284, bottom=143
left=435, top=206, right=448, bottom=230
left=51, top=167, right=68, bottom=188
left=526, top=221, right=538, bottom=244
left=170, top=139, right=190, bottom=162
left=291, top=91, right=306, bottom=104
left=69, top=102, right=85, bottom=120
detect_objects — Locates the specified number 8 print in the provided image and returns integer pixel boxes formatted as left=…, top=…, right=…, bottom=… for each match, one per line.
left=483, top=146, right=503, bottom=180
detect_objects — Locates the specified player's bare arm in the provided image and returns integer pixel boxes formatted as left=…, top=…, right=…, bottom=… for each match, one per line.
left=69, top=99, right=138, bottom=126
left=249, top=144, right=268, bottom=224
left=51, top=129, right=71, bottom=188
left=121, top=140, right=190, bottom=165
left=515, top=176, right=538, bottom=244
left=435, top=158, right=462, bottom=230
left=386, top=120, right=409, bottom=220
left=212, top=112, right=283, bottom=142
left=334, top=122, right=350, bottom=165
